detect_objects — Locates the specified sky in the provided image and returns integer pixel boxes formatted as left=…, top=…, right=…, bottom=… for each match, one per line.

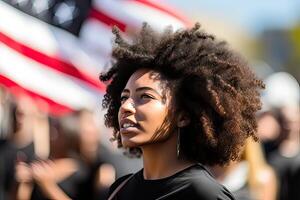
left=165, top=0, right=300, bottom=35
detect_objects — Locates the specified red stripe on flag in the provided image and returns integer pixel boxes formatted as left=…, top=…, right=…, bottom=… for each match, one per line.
left=0, top=31, right=106, bottom=92
left=0, top=74, right=73, bottom=116
left=134, top=0, right=192, bottom=27
left=89, top=8, right=127, bottom=32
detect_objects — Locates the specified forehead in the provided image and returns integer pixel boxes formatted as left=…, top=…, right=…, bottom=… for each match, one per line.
left=125, top=69, right=164, bottom=90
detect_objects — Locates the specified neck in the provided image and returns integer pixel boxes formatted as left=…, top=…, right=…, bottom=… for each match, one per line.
left=141, top=132, right=195, bottom=180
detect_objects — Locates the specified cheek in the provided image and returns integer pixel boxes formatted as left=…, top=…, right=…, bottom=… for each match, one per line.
left=139, top=103, right=168, bottom=129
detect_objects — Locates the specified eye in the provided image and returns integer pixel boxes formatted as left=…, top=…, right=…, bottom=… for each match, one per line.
left=141, top=94, right=155, bottom=100
left=120, top=95, right=128, bottom=104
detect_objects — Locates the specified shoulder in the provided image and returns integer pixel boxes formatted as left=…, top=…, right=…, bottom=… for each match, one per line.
left=108, top=173, right=133, bottom=195
left=185, top=164, right=236, bottom=200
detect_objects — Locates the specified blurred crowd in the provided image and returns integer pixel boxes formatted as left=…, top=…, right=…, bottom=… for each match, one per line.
left=0, top=71, right=299, bottom=200
left=208, top=72, right=300, bottom=200
left=0, top=88, right=119, bottom=200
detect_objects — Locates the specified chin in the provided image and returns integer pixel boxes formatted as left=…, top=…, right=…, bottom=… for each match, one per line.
left=121, top=135, right=148, bottom=148
left=121, top=140, right=139, bottom=148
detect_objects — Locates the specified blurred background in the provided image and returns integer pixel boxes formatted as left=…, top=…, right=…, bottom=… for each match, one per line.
left=0, top=0, right=299, bottom=199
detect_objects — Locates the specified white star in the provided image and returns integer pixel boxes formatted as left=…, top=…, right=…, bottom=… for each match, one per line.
left=32, top=0, right=50, bottom=14
left=53, top=1, right=78, bottom=26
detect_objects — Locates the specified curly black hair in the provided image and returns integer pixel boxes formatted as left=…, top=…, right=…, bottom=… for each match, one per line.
left=100, top=23, right=264, bottom=165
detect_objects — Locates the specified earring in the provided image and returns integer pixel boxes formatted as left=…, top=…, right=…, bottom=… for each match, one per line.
left=177, top=128, right=181, bottom=158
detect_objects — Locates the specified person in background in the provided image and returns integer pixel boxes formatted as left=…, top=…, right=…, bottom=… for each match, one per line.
left=256, top=110, right=282, bottom=160
left=7, top=96, right=36, bottom=162
left=0, top=96, right=37, bottom=199
left=257, top=107, right=300, bottom=200
left=282, top=106, right=300, bottom=200
left=210, top=138, right=277, bottom=200
left=99, top=23, right=264, bottom=199
left=76, top=109, right=116, bottom=200
left=258, top=72, right=300, bottom=200
left=15, top=115, right=88, bottom=200
left=0, top=88, right=14, bottom=200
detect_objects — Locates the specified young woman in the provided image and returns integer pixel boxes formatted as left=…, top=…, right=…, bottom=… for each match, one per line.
left=100, top=23, right=264, bottom=200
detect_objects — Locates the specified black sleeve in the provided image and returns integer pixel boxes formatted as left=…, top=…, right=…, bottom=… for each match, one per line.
left=218, top=187, right=236, bottom=200
left=108, top=174, right=133, bottom=196
left=190, top=183, right=235, bottom=200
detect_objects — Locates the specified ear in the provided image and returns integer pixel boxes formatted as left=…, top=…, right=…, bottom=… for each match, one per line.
left=177, top=112, right=190, bottom=128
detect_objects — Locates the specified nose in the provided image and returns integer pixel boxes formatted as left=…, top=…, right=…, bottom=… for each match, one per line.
left=119, top=98, right=136, bottom=116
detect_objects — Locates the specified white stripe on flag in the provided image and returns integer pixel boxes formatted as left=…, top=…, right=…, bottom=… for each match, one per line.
left=0, top=44, right=100, bottom=110
left=0, top=0, right=191, bottom=115
left=0, top=1, right=105, bottom=77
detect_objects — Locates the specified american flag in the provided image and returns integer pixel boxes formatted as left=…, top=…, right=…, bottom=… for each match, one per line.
left=0, top=0, right=191, bottom=116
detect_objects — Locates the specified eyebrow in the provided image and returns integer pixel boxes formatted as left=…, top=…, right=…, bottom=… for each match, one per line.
left=121, top=87, right=163, bottom=98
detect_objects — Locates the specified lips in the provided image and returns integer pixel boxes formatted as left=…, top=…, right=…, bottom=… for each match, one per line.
left=119, top=118, right=140, bottom=133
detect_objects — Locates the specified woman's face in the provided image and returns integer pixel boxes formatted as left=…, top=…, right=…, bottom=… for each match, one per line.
left=118, top=69, right=171, bottom=148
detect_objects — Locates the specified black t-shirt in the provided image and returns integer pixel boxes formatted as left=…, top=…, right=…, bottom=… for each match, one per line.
left=109, top=164, right=235, bottom=200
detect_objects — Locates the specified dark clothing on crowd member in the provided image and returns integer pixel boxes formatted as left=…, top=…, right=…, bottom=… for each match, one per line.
left=0, top=140, right=35, bottom=200
left=289, top=154, right=300, bottom=200
left=0, top=140, right=13, bottom=200
left=109, top=164, right=235, bottom=200
left=269, top=151, right=300, bottom=200
left=78, top=157, right=109, bottom=200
